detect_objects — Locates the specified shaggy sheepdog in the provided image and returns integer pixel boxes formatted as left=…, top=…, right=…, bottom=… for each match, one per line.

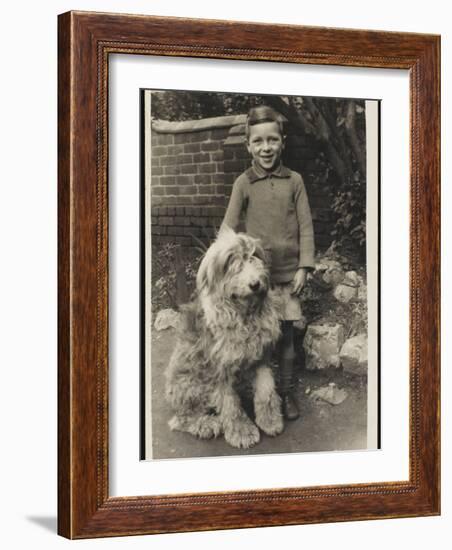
left=165, top=227, right=283, bottom=449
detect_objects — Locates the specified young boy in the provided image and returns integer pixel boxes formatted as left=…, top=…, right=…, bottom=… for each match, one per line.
left=223, top=105, right=315, bottom=420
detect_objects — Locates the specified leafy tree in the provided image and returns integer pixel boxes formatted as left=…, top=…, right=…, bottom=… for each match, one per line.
left=265, top=95, right=367, bottom=260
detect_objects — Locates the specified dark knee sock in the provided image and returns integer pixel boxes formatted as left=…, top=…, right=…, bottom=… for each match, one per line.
left=279, top=322, right=295, bottom=394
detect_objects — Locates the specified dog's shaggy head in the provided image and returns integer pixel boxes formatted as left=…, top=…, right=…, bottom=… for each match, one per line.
left=197, top=226, right=270, bottom=308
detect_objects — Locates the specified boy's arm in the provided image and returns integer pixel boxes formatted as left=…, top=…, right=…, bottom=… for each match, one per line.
left=222, top=177, right=246, bottom=232
left=294, top=174, right=315, bottom=269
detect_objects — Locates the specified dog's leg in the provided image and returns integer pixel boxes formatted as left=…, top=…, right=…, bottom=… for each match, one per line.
left=219, top=384, right=260, bottom=449
left=253, top=366, right=284, bottom=436
left=169, top=413, right=222, bottom=440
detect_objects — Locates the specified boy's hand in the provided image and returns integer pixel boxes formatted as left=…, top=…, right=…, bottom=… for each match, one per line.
left=291, top=268, right=307, bottom=296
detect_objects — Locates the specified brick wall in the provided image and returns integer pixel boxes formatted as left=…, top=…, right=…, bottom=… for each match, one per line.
left=150, top=114, right=336, bottom=251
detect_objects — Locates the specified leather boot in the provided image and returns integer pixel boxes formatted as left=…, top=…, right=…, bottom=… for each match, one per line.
left=279, top=356, right=300, bottom=421
left=281, top=392, right=300, bottom=421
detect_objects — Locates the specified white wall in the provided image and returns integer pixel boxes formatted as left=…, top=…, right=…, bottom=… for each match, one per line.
left=0, top=0, right=449, bottom=548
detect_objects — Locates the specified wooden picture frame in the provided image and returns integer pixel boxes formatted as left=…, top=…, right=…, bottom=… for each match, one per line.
left=58, top=11, right=440, bottom=539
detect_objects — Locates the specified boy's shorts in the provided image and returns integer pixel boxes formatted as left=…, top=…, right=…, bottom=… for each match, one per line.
left=273, top=282, right=303, bottom=321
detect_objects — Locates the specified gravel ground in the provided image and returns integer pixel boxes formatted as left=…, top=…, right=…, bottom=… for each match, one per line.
left=146, top=328, right=369, bottom=460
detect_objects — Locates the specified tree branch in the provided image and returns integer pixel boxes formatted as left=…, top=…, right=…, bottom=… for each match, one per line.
left=344, top=100, right=366, bottom=176
left=266, top=96, right=316, bottom=135
left=302, top=97, right=350, bottom=183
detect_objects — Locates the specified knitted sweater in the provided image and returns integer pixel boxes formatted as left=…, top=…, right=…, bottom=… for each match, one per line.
left=223, top=162, right=315, bottom=283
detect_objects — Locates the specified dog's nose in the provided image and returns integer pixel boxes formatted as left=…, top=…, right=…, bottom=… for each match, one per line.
left=249, top=281, right=261, bottom=292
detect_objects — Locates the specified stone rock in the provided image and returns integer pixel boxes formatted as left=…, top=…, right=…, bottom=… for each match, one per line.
left=303, top=324, right=345, bottom=370
left=154, top=308, right=181, bottom=331
left=311, top=383, right=348, bottom=405
left=322, top=266, right=345, bottom=286
left=321, top=259, right=342, bottom=271
left=344, top=270, right=359, bottom=286
left=315, top=262, right=329, bottom=273
left=358, top=281, right=367, bottom=301
left=340, top=333, right=368, bottom=376
left=334, top=284, right=358, bottom=303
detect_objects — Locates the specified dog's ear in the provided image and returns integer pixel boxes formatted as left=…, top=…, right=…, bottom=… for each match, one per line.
left=197, top=225, right=237, bottom=293
left=197, top=252, right=220, bottom=293
left=196, top=250, right=214, bottom=293
left=197, top=242, right=226, bottom=294
left=196, top=253, right=208, bottom=292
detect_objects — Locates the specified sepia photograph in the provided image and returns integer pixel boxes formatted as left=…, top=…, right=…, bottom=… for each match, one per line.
left=52, top=6, right=440, bottom=541
left=141, top=89, right=380, bottom=460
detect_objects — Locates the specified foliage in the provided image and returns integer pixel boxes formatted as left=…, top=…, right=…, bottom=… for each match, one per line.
left=152, top=243, right=200, bottom=313
left=300, top=266, right=368, bottom=340
left=151, top=90, right=268, bottom=121
left=330, top=177, right=366, bottom=261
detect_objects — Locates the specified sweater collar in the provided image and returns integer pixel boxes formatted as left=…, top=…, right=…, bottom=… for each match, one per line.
left=245, top=161, right=291, bottom=183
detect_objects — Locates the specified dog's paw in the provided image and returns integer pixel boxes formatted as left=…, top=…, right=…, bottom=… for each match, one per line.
left=255, top=394, right=284, bottom=436
left=255, top=408, right=284, bottom=436
left=224, top=417, right=260, bottom=449
left=193, top=415, right=222, bottom=439
left=169, top=414, right=222, bottom=440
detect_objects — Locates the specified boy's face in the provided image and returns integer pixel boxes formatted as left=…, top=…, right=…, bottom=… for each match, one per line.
left=247, top=121, right=284, bottom=173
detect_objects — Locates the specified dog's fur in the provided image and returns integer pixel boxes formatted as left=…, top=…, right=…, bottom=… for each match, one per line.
left=165, top=227, right=283, bottom=449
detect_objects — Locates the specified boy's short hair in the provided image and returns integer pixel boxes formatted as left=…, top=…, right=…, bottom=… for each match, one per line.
left=245, top=105, right=285, bottom=140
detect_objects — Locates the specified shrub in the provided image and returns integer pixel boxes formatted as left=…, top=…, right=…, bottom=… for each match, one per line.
left=152, top=244, right=200, bottom=313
